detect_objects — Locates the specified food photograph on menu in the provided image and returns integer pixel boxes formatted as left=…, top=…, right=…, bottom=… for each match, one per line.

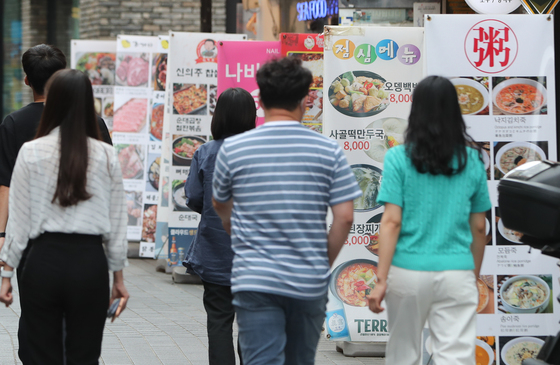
left=75, top=52, right=116, bottom=85
left=329, top=71, right=390, bottom=117
left=449, top=76, right=489, bottom=115
left=497, top=275, right=553, bottom=314
left=172, top=134, right=206, bottom=166
left=116, top=52, right=150, bottom=87
left=115, top=144, right=145, bottom=180
left=493, top=141, right=548, bottom=180
left=150, top=102, right=164, bottom=141
left=492, top=77, right=547, bottom=115
left=152, top=53, right=167, bottom=91
left=173, top=83, right=208, bottom=115
left=171, top=179, right=191, bottom=212
left=499, top=336, right=546, bottom=365
left=364, top=117, right=407, bottom=163
left=142, top=204, right=158, bottom=242
left=113, top=97, right=148, bottom=133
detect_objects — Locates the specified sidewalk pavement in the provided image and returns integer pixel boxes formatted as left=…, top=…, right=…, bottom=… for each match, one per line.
left=0, top=258, right=385, bottom=365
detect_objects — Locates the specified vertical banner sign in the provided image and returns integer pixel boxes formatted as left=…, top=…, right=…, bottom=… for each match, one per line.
left=114, top=35, right=158, bottom=242
left=280, top=33, right=325, bottom=133
left=138, top=36, right=168, bottom=258
left=70, top=40, right=116, bottom=132
left=155, top=35, right=173, bottom=259
left=323, top=26, right=424, bottom=342
left=217, top=40, right=281, bottom=127
left=425, top=14, right=558, bottom=363
left=162, top=32, right=245, bottom=267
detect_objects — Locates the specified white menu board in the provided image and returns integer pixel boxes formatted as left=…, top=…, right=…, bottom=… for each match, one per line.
left=323, top=26, right=424, bottom=342
left=425, top=14, right=558, bottom=364
left=114, top=35, right=161, bottom=243
left=156, top=32, right=245, bottom=267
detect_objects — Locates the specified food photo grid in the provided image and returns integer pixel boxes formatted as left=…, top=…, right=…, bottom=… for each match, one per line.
left=423, top=332, right=498, bottom=364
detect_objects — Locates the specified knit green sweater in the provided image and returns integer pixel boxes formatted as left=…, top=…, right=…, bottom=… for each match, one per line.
left=377, top=145, right=491, bottom=271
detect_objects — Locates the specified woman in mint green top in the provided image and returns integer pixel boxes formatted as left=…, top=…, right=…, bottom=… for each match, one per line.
left=367, top=76, right=491, bottom=365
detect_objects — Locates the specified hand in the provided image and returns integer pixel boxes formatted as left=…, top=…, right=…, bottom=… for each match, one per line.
left=0, top=278, right=13, bottom=307
left=109, top=281, right=130, bottom=322
left=366, top=281, right=387, bottom=314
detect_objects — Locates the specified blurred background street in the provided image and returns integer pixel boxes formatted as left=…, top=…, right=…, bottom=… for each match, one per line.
left=0, top=259, right=385, bottom=365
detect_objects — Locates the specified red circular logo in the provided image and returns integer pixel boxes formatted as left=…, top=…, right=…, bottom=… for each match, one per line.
left=464, top=19, right=518, bottom=74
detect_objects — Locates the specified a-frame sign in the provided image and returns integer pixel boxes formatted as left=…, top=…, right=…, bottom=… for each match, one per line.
left=521, top=0, right=559, bottom=14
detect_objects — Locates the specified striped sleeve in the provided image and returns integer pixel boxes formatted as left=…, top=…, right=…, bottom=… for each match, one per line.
left=329, top=146, right=362, bottom=206
left=105, top=148, right=129, bottom=271
left=212, top=143, right=233, bottom=202
left=1, top=147, right=32, bottom=268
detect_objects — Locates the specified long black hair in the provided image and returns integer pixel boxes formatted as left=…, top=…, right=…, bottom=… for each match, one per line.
left=405, top=76, right=477, bottom=175
left=36, top=69, right=101, bottom=207
left=211, top=88, right=256, bottom=140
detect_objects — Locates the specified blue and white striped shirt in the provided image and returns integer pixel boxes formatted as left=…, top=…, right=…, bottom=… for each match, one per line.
left=213, top=121, right=361, bottom=300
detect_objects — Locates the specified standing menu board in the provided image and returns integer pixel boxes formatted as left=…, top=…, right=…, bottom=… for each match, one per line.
left=323, top=26, right=424, bottom=342
left=161, top=32, right=245, bottom=267
left=114, top=35, right=161, bottom=243
left=217, top=40, right=281, bottom=127
left=280, top=33, right=325, bottom=133
left=425, top=15, right=558, bottom=365
left=70, top=40, right=116, bottom=132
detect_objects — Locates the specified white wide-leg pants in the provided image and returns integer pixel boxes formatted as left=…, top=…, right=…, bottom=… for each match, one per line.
left=384, top=266, right=478, bottom=365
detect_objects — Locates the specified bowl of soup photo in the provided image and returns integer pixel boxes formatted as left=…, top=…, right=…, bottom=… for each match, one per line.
left=499, top=275, right=550, bottom=314
left=475, top=338, right=495, bottom=365
left=501, top=337, right=544, bottom=365
left=495, top=141, right=545, bottom=175
left=330, top=259, right=378, bottom=307
left=450, top=78, right=489, bottom=115
left=493, top=78, right=547, bottom=115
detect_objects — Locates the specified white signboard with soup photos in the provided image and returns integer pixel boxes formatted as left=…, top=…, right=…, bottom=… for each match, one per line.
left=323, top=26, right=424, bottom=342
left=425, top=15, right=558, bottom=365
left=158, top=32, right=245, bottom=267
left=114, top=35, right=167, bottom=244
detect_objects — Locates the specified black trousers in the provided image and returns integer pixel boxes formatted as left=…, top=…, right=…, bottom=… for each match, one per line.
left=16, top=244, right=31, bottom=364
left=202, top=280, right=243, bottom=365
left=19, top=232, right=109, bottom=365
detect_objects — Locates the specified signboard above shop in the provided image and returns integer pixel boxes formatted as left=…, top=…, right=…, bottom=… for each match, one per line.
left=339, top=0, right=437, bottom=9
left=297, top=0, right=338, bottom=21
left=465, top=0, right=522, bottom=13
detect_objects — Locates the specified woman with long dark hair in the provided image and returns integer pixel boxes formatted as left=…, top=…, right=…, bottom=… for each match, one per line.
left=184, top=87, right=256, bottom=365
left=367, top=76, right=491, bottom=365
left=0, top=69, right=129, bottom=364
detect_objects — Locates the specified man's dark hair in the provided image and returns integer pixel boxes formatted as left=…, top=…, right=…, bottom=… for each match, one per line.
left=256, top=56, right=312, bottom=111
left=205, top=39, right=215, bottom=45
left=22, top=44, right=67, bottom=95
left=211, top=87, right=256, bottom=140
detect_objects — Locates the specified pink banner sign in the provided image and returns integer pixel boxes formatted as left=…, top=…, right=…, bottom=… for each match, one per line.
left=217, top=40, right=281, bottom=126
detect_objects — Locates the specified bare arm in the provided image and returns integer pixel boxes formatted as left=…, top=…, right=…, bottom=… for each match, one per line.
left=470, top=212, right=487, bottom=278
left=327, top=201, right=354, bottom=266
left=367, top=203, right=402, bottom=313
left=212, top=198, right=233, bottom=235
left=0, top=186, right=8, bottom=263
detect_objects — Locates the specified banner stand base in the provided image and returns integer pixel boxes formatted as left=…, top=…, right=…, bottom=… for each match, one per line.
left=335, top=341, right=386, bottom=357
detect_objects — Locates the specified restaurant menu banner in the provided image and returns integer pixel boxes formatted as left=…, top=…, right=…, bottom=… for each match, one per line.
left=425, top=15, right=558, bottom=364
left=323, top=26, right=424, bottom=342
left=70, top=40, right=116, bottom=132
left=160, top=32, right=245, bottom=267
left=280, top=33, right=324, bottom=133
left=113, top=35, right=163, bottom=243
left=217, top=40, right=281, bottom=127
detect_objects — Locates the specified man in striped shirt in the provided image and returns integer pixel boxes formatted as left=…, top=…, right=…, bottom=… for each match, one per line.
left=212, top=57, right=361, bottom=365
